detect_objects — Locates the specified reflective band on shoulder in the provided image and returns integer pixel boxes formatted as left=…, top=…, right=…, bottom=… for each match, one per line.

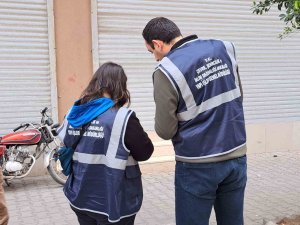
left=106, top=107, right=129, bottom=160
left=157, top=66, right=179, bottom=99
left=160, top=57, right=196, bottom=109
left=177, top=88, right=241, bottom=121
left=222, top=41, right=241, bottom=92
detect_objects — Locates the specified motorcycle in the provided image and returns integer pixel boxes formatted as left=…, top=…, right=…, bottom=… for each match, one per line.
left=0, top=107, right=67, bottom=185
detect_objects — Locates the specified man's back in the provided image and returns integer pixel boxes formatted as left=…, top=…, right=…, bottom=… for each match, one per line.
left=157, top=37, right=246, bottom=162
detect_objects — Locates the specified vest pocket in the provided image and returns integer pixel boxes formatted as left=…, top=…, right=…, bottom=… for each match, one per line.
left=122, top=165, right=143, bottom=213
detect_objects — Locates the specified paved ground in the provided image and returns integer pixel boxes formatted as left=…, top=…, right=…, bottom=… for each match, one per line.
left=3, top=151, right=300, bottom=225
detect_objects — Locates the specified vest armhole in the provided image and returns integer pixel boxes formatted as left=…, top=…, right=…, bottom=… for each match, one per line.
left=121, top=109, right=133, bottom=153
left=230, top=42, right=237, bottom=60
left=156, top=66, right=180, bottom=102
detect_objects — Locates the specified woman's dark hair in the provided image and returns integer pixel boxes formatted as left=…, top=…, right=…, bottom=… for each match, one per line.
left=80, top=62, right=130, bottom=108
left=142, top=17, right=182, bottom=49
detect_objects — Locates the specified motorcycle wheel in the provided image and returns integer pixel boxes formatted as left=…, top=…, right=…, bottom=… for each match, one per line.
left=47, top=149, right=67, bottom=185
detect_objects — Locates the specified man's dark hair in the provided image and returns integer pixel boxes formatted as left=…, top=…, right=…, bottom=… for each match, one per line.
left=142, top=17, right=182, bottom=49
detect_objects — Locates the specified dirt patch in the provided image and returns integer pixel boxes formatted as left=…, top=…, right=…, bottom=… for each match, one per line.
left=277, top=215, right=300, bottom=225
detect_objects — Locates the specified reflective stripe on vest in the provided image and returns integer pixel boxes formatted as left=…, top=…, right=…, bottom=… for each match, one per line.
left=159, top=42, right=241, bottom=122
left=72, top=107, right=137, bottom=169
left=222, top=41, right=241, bottom=91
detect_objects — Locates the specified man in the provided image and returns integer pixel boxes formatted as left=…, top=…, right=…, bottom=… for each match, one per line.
left=0, top=168, right=9, bottom=225
left=142, top=17, right=247, bottom=225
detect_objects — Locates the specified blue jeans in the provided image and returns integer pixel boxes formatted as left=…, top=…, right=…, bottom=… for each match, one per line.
left=175, top=156, right=247, bottom=225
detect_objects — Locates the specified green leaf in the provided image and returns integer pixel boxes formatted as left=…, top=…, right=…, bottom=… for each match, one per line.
left=295, top=0, right=300, bottom=9
left=252, top=0, right=299, bottom=38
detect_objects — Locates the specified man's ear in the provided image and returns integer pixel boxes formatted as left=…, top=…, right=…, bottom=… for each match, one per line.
left=152, top=40, right=163, bottom=50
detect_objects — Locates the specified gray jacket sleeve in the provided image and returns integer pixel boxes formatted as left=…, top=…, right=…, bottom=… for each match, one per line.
left=153, top=69, right=178, bottom=140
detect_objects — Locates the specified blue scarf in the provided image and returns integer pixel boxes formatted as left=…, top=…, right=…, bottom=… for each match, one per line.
left=67, top=97, right=114, bottom=128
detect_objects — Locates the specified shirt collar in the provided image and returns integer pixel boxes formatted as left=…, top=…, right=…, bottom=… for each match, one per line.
left=170, top=35, right=198, bottom=51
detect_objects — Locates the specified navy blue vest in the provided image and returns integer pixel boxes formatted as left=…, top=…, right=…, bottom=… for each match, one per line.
left=158, top=39, right=246, bottom=161
left=61, top=107, right=142, bottom=222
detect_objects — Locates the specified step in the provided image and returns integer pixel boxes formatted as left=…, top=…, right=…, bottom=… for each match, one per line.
left=141, top=136, right=175, bottom=164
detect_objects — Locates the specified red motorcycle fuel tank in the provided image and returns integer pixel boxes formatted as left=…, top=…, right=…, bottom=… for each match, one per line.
left=0, top=129, right=41, bottom=145
left=0, top=145, right=5, bottom=156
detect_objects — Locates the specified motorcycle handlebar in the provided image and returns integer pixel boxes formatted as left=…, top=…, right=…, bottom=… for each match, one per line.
left=13, top=123, right=29, bottom=132
left=51, top=123, right=60, bottom=129
left=51, top=123, right=60, bottom=136
left=13, top=125, right=23, bottom=132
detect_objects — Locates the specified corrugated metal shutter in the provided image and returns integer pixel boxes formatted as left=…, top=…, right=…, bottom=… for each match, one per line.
left=94, top=0, right=300, bottom=130
left=0, top=0, right=54, bottom=135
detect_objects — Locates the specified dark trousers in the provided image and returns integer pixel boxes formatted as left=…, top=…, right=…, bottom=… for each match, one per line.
left=71, top=206, right=136, bottom=225
left=175, top=155, right=247, bottom=225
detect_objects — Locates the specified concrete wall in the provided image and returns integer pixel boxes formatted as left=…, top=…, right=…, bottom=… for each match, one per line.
left=246, top=121, right=300, bottom=154
left=54, top=0, right=93, bottom=121
left=29, top=0, right=93, bottom=177
left=148, top=121, right=300, bottom=156
left=148, top=121, right=300, bottom=162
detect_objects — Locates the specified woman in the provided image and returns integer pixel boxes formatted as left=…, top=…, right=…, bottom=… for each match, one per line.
left=58, top=62, right=154, bottom=225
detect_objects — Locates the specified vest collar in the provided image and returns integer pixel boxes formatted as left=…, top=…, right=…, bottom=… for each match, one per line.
left=170, top=35, right=198, bottom=51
